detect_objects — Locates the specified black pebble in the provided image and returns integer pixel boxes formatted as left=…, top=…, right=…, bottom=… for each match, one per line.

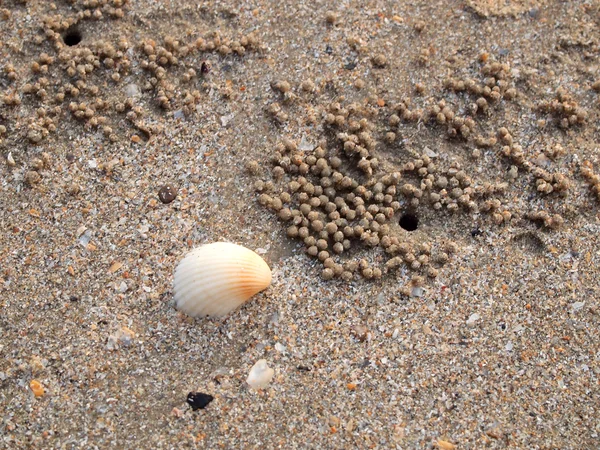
left=158, top=185, right=177, bottom=204
left=187, top=392, right=214, bottom=411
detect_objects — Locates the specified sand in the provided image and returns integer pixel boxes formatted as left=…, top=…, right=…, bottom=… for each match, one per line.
left=0, top=0, right=599, bottom=448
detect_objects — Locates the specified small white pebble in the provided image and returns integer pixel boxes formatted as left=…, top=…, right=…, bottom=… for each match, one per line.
left=118, top=281, right=128, bottom=293
left=274, top=342, right=286, bottom=354
left=220, top=113, right=234, bottom=127
left=76, top=225, right=88, bottom=237
left=410, top=286, right=424, bottom=297
left=423, top=146, right=437, bottom=158
left=247, top=359, right=274, bottom=389
left=78, top=230, right=92, bottom=246
left=106, top=326, right=134, bottom=350
left=466, top=313, right=480, bottom=326
left=298, top=136, right=314, bottom=151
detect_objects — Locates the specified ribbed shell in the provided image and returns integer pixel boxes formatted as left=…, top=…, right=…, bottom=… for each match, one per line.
left=173, top=242, right=272, bottom=317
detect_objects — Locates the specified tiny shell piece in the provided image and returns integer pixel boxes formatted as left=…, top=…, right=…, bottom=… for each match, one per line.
left=173, top=242, right=272, bottom=317
left=30, top=379, right=45, bottom=397
left=246, top=359, right=274, bottom=389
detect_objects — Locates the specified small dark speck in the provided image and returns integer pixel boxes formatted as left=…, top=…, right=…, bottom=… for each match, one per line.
left=570, top=250, right=580, bottom=258
left=200, top=61, right=211, bottom=74
left=358, top=358, right=370, bottom=368
left=344, top=60, right=357, bottom=70
left=324, top=81, right=337, bottom=93
left=69, top=295, right=79, bottom=302
left=325, top=45, right=333, bottom=55
left=471, top=228, right=482, bottom=237
left=297, top=365, right=311, bottom=372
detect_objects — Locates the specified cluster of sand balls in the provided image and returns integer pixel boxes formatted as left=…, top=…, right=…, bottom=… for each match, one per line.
left=526, top=210, right=565, bottom=229
left=253, top=136, right=460, bottom=282
left=531, top=167, right=570, bottom=195
left=444, top=60, right=517, bottom=103
left=0, top=0, right=259, bottom=159
left=537, top=88, right=588, bottom=129
left=367, top=59, right=520, bottom=146
left=138, top=32, right=259, bottom=114
left=316, top=96, right=520, bottom=223
left=255, top=54, right=593, bottom=280
left=494, top=126, right=571, bottom=204
left=253, top=90, right=543, bottom=281
left=581, top=161, right=600, bottom=201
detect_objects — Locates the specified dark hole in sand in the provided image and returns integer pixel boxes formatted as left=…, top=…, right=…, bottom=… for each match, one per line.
left=399, top=213, right=418, bottom=231
left=63, top=28, right=82, bottom=46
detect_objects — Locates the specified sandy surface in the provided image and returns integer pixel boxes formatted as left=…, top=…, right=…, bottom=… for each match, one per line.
left=1, top=0, right=599, bottom=448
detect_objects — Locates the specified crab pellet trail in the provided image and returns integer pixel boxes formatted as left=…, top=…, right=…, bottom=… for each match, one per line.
left=0, top=1, right=599, bottom=449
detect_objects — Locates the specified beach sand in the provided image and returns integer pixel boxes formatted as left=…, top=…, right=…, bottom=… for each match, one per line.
left=1, top=1, right=599, bottom=448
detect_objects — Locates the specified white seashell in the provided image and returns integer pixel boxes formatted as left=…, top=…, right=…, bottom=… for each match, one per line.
left=173, top=242, right=272, bottom=317
left=246, top=359, right=274, bottom=389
